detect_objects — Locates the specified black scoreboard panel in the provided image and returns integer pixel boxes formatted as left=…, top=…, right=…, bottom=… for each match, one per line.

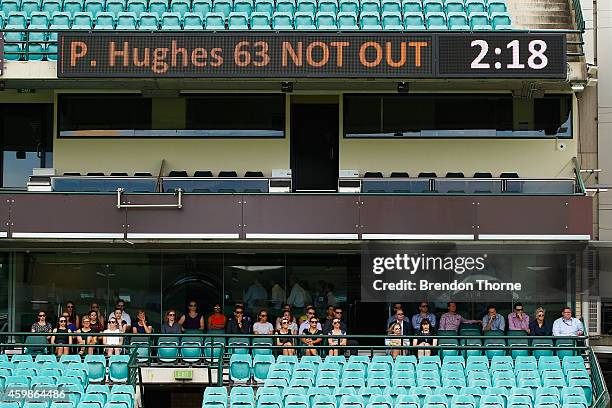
left=58, top=32, right=567, bottom=79
left=438, top=33, right=567, bottom=78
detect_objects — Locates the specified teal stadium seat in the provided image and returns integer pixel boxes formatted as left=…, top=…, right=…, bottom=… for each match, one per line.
left=148, top=0, right=167, bottom=18
left=338, top=0, right=357, bottom=14
left=254, top=0, right=273, bottom=16
left=293, top=11, right=314, bottom=28
left=183, top=11, right=204, bottom=28
left=205, top=10, right=226, bottom=27
left=234, top=0, right=253, bottom=15
left=11, top=354, right=34, bottom=364
left=272, top=11, right=293, bottom=28
left=312, top=395, right=336, bottom=408
left=487, top=0, right=507, bottom=15
left=285, top=395, right=309, bottom=408
left=275, top=0, right=295, bottom=14
left=359, top=10, right=381, bottom=29
left=170, top=0, right=189, bottom=16
left=445, top=0, right=463, bottom=12
left=422, top=0, right=442, bottom=14
left=115, top=10, right=137, bottom=28
left=138, top=11, right=159, bottom=29
left=249, top=10, right=269, bottom=27
left=402, top=0, right=421, bottom=13
left=469, top=11, right=491, bottom=29
left=83, top=355, right=106, bottom=383
left=63, top=0, right=83, bottom=19
left=490, top=11, right=511, bottom=29
left=192, top=0, right=212, bottom=16
left=126, top=0, right=146, bottom=16
left=22, top=0, right=41, bottom=16
left=337, top=11, right=357, bottom=28
left=230, top=354, right=252, bottom=382
left=360, top=0, right=379, bottom=13
left=253, top=355, right=275, bottom=383
left=108, top=355, right=129, bottom=383
left=465, top=0, right=485, bottom=14
left=257, top=394, right=282, bottom=408
left=84, top=0, right=103, bottom=16
left=425, top=10, right=447, bottom=29
left=43, top=0, right=61, bottom=14
left=253, top=338, right=273, bottom=357
left=397, top=395, right=420, bottom=408
left=157, top=337, right=180, bottom=363
left=381, top=11, right=401, bottom=29
left=297, top=0, right=316, bottom=14
left=315, top=11, right=336, bottom=29
left=94, top=11, right=115, bottom=28
left=212, top=0, right=231, bottom=18
left=562, top=356, right=586, bottom=374
left=1, top=0, right=19, bottom=15
left=318, top=0, right=336, bottom=13
left=72, top=11, right=93, bottom=28
left=105, top=0, right=124, bottom=17
left=447, top=11, right=468, bottom=29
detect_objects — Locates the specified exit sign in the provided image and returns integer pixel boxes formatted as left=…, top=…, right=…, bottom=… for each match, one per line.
left=174, top=370, right=193, bottom=380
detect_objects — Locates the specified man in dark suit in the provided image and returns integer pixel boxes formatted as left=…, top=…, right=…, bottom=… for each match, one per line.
left=388, top=308, right=413, bottom=336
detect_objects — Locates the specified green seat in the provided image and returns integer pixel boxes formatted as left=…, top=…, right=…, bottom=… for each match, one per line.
left=108, top=355, right=130, bottom=383
left=252, top=337, right=273, bottom=357
left=24, top=336, right=48, bottom=355
left=250, top=11, right=271, bottom=28
left=230, top=354, right=252, bottom=382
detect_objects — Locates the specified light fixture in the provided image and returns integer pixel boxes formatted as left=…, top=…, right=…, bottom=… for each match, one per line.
left=397, top=82, right=410, bottom=93
left=281, top=82, right=293, bottom=93
left=571, top=83, right=585, bottom=93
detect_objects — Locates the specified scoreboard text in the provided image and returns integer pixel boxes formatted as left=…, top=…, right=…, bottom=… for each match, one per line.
left=58, top=32, right=567, bottom=79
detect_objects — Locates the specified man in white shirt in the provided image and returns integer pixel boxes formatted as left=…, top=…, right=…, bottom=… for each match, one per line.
left=108, top=300, right=131, bottom=327
left=287, top=278, right=309, bottom=309
left=552, top=307, right=584, bottom=336
left=244, top=279, right=268, bottom=311
left=298, top=307, right=322, bottom=332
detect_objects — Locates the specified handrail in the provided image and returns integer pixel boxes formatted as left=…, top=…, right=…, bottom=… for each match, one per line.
left=589, top=348, right=610, bottom=408
left=573, top=156, right=587, bottom=194
left=116, top=187, right=183, bottom=209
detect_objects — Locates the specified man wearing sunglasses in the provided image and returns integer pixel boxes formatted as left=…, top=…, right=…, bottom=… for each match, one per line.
left=226, top=306, right=253, bottom=334
left=508, top=303, right=530, bottom=334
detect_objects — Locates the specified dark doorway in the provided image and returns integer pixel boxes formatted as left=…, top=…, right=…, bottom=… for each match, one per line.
left=0, top=104, right=53, bottom=188
left=291, top=104, right=339, bottom=191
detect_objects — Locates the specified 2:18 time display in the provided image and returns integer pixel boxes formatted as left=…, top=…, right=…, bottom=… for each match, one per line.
left=471, top=39, right=549, bottom=70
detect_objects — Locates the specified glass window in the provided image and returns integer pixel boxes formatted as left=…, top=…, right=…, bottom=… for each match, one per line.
left=186, top=94, right=285, bottom=138
left=344, top=94, right=572, bottom=138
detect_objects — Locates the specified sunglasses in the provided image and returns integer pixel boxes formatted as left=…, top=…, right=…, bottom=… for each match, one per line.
left=310, top=320, right=318, bottom=324
left=235, top=311, right=243, bottom=314
left=335, top=311, right=342, bottom=314
left=537, top=314, right=544, bottom=317
left=168, top=313, right=176, bottom=316
left=260, top=314, right=268, bottom=317
left=83, top=320, right=90, bottom=323
left=109, top=320, right=117, bottom=324
left=515, top=308, right=523, bottom=311
left=189, top=304, right=197, bottom=307
left=59, top=319, right=66, bottom=323
left=38, top=314, right=46, bottom=318
left=333, top=320, right=340, bottom=324
left=66, top=305, right=74, bottom=308
left=281, top=321, right=289, bottom=324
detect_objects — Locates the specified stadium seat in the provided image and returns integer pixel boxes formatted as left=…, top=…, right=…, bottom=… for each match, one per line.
left=313, top=10, right=334, bottom=28
left=381, top=11, right=402, bottom=29
left=252, top=355, right=275, bottom=383
left=148, top=0, right=167, bottom=18
left=360, top=0, right=379, bottom=13
left=92, top=12, right=115, bottom=29
left=108, top=355, right=129, bottom=383
left=183, top=11, right=204, bottom=28
left=487, top=0, right=507, bottom=15
left=276, top=0, right=295, bottom=14
left=170, top=0, right=189, bottom=16
left=138, top=11, right=159, bottom=29
left=254, top=0, right=274, bottom=16
left=293, top=11, right=313, bottom=29
left=423, top=0, right=443, bottom=14
left=192, top=0, right=212, bottom=15
left=115, top=11, right=137, bottom=28
left=337, top=11, right=357, bottom=28
left=126, top=0, right=146, bottom=16
left=249, top=10, right=270, bottom=27
left=447, top=11, right=468, bottom=29
left=359, top=11, right=381, bottom=29
left=234, top=0, right=253, bottom=15
left=403, top=11, right=424, bottom=28
left=230, top=354, right=252, bottom=382
left=205, top=11, right=225, bottom=28
left=160, top=12, right=181, bottom=29
left=425, top=11, right=447, bottom=29
left=318, top=0, right=337, bottom=13
left=468, top=11, right=491, bottom=29
left=297, top=0, right=316, bottom=14
left=72, top=11, right=93, bottom=28
left=490, top=11, right=511, bottom=29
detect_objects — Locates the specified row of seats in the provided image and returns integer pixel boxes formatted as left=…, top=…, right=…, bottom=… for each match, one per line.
left=59, top=170, right=264, bottom=177
left=362, top=172, right=519, bottom=178
left=202, top=385, right=591, bottom=408
left=0, top=0, right=509, bottom=19
left=0, top=354, right=131, bottom=384
left=0, top=9, right=512, bottom=31
left=0, top=383, right=135, bottom=406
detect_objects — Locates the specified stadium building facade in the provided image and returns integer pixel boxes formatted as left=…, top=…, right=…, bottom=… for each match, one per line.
left=0, top=0, right=610, bottom=404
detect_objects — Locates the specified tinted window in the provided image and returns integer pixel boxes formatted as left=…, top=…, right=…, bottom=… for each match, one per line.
left=344, top=94, right=572, bottom=138
left=186, top=94, right=285, bottom=137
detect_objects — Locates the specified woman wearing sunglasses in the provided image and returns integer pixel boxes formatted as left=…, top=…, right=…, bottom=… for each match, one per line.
left=327, top=319, right=347, bottom=356
left=102, top=318, right=124, bottom=356
left=51, top=316, right=73, bottom=356
left=253, top=310, right=274, bottom=335
left=178, top=300, right=205, bottom=333
left=76, top=316, right=98, bottom=355
left=162, top=309, right=182, bottom=334
left=300, top=317, right=323, bottom=356
left=275, top=319, right=295, bottom=356
left=529, top=307, right=553, bottom=336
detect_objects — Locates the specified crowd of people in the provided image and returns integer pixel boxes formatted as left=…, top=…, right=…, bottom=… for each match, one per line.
left=31, top=299, right=584, bottom=359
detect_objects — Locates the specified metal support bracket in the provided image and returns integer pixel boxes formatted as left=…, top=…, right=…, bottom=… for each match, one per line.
left=116, top=188, right=183, bottom=209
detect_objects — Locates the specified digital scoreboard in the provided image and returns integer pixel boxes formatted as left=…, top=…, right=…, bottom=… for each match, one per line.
left=58, top=32, right=567, bottom=79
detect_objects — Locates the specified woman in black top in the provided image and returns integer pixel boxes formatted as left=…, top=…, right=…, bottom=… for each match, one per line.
left=529, top=307, right=553, bottom=336
left=178, top=300, right=205, bottom=333
left=51, top=317, right=73, bottom=356
left=412, top=318, right=437, bottom=357
left=301, top=317, right=323, bottom=356
left=275, top=319, right=295, bottom=356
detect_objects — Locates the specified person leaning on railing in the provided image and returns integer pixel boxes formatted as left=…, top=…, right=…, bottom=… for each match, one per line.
left=385, top=323, right=407, bottom=360
left=552, top=307, right=584, bottom=336
left=132, top=310, right=153, bottom=334
left=439, top=302, right=481, bottom=331
left=482, top=305, right=505, bottom=332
